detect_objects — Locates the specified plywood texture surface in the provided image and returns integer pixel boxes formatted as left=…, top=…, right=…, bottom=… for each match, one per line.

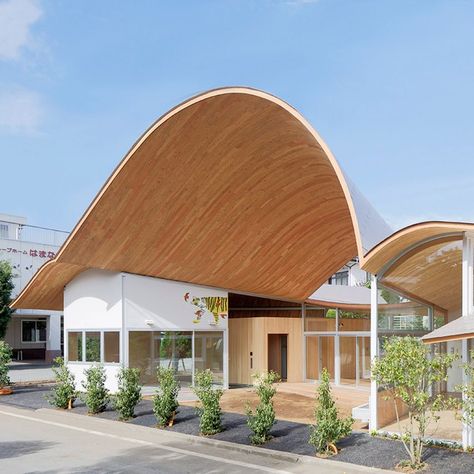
left=13, top=88, right=362, bottom=310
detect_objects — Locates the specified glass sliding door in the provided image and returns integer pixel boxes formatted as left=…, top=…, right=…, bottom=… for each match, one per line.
left=305, top=335, right=335, bottom=381
left=194, top=331, right=224, bottom=384
left=156, top=332, right=193, bottom=385
left=340, top=335, right=371, bottom=386
left=128, top=330, right=224, bottom=386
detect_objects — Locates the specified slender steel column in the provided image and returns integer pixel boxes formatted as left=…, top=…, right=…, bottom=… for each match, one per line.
left=369, top=274, right=378, bottom=431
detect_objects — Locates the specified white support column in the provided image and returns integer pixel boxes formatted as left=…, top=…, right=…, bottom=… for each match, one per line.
left=224, top=328, right=229, bottom=389
left=369, top=274, right=378, bottom=432
left=302, top=304, right=307, bottom=381
left=45, top=313, right=62, bottom=362
left=334, top=308, right=341, bottom=385
left=462, top=234, right=474, bottom=449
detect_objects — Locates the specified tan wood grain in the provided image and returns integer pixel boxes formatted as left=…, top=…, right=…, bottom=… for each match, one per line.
left=12, top=88, right=364, bottom=311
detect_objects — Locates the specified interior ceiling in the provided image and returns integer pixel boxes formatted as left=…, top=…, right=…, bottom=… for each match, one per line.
left=13, top=88, right=363, bottom=311
left=380, top=238, right=462, bottom=314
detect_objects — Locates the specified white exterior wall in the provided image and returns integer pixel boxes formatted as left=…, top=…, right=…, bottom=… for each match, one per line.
left=348, top=263, right=369, bottom=287
left=123, top=273, right=228, bottom=331
left=64, top=269, right=123, bottom=392
left=64, top=270, right=229, bottom=392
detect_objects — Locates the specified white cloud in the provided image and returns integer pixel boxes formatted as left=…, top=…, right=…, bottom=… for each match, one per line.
left=0, top=87, right=43, bottom=134
left=0, top=0, right=42, bottom=60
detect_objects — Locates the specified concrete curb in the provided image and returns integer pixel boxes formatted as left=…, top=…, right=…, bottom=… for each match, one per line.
left=35, top=407, right=396, bottom=473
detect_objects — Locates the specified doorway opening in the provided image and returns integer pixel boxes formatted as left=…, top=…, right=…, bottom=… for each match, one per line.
left=268, top=334, right=288, bottom=381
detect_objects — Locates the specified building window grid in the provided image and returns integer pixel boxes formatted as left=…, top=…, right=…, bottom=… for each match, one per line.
left=328, top=270, right=349, bottom=286
left=67, top=329, right=121, bottom=365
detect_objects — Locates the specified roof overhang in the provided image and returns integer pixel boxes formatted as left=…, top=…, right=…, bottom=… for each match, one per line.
left=13, top=87, right=366, bottom=311
left=360, top=222, right=474, bottom=313
left=421, top=316, right=474, bottom=344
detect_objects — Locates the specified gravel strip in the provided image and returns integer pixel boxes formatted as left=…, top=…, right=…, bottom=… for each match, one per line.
left=1, top=384, right=473, bottom=473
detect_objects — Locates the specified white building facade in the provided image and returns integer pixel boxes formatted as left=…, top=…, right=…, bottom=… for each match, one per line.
left=64, top=269, right=229, bottom=392
left=1, top=213, right=68, bottom=361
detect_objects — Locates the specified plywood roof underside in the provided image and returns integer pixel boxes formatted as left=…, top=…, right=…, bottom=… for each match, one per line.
left=13, top=88, right=375, bottom=311
left=360, top=223, right=474, bottom=314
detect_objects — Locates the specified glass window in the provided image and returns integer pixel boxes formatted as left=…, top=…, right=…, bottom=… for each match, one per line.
left=0, top=223, right=8, bottom=239
left=377, top=286, right=430, bottom=334
left=85, top=332, right=101, bottom=362
left=194, top=331, right=224, bottom=384
left=129, top=331, right=193, bottom=386
left=328, top=271, right=348, bottom=286
left=304, top=308, right=336, bottom=331
left=104, top=331, right=120, bottom=363
left=68, top=332, right=83, bottom=362
left=305, top=335, right=334, bottom=380
left=338, top=310, right=370, bottom=331
left=22, top=320, right=47, bottom=342
left=129, top=331, right=154, bottom=385
left=159, top=331, right=193, bottom=384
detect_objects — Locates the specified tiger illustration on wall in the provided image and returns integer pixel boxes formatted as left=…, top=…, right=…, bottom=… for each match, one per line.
left=184, top=292, right=228, bottom=325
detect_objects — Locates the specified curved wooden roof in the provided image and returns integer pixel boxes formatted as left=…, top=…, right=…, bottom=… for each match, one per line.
left=360, top=222, right=474, bottom=274
left=13, top=87, right=369, bottom=310
left=360, top=222, right=474, bottom=313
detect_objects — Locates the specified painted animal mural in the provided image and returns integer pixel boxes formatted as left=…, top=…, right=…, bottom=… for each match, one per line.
left=184, top=292, right=228, bottom=325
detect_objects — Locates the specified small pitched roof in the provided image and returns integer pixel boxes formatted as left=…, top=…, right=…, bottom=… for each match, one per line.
left=421, top=316, right=474, bottom=344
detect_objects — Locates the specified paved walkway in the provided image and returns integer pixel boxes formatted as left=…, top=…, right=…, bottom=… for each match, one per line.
left=0, top=404, right=389, bottom=474
left=8, top=361, right=54, bottom=384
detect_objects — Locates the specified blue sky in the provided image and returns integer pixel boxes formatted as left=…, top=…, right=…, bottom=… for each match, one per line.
left=1, top=0, right=474, bottom=232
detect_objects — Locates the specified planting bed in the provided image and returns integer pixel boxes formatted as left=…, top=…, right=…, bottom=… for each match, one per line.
left=1, top=384, right=473, bottom=473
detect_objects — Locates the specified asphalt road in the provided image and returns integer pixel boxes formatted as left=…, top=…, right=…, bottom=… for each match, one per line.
left=0, top=405, right=388, bottom=474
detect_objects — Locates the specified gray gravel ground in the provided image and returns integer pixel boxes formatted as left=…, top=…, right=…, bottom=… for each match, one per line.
left=2, top=384, right=473, bottom=473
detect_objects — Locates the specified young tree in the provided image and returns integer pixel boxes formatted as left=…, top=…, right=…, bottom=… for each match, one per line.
left=246, top=371, right=280, bottom=444
left=309, top=368, right=353, bottom=455
left=153, top=367, right=180, bottom=427
left=47, top=357, right=77, bottom=409
left=372, top=336, right=458, bottom=470
left=193, top=369, right=223, bottom=435
left=0, top=261, right=14, bottom=339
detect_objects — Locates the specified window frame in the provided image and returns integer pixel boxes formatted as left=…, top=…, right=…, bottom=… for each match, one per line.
left=66, top=329, right=121, bottom=366
left=21, top=319, right=47, bottom=343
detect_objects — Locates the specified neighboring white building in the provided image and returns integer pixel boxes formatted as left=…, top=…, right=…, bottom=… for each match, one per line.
left=1, top=213, right=69, bottom=361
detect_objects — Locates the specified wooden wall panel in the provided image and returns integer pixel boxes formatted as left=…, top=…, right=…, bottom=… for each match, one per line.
left=229, top=317, right=303, bottom=385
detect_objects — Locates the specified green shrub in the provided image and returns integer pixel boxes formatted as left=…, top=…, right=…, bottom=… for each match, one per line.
left=245, top=371, right=280, bottom=444
left=309, top=368, right=353, bottom=455
left=153, top=367, right=180, bottom=427
left=47, top=357, right=76, bottom=409
left=81, top=365, right=110, bottom=414
left=193, top=369, right=223, bottom=435
left=0, top=340, right=12, bottom=389
left=114, top=367, right=142, bottom=420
